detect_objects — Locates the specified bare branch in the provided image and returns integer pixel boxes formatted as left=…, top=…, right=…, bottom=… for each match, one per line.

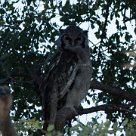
left=56, top=104, right=136, bottom=130
left=77, top=104, right=136, bottom=116
left=90, top=80, right=136, bottom=104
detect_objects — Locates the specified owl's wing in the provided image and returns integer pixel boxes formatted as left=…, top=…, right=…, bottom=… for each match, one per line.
left=39, top=50, right=78, bottom=129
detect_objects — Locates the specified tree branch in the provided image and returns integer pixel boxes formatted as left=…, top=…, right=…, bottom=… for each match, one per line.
left=90, top=80, right=136, bottom=104
left=77, top=104, right=136, bottom=116
left=56, top=103, right=135, bottom=132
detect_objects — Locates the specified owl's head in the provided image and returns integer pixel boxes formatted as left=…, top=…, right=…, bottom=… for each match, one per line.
left=57, top=25, right=88, bottom=49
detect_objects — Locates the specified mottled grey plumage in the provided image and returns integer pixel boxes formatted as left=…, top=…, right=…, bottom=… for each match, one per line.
left=58, top=25, right=92, bottom=113
left=41, top=25, right=92, bottom=130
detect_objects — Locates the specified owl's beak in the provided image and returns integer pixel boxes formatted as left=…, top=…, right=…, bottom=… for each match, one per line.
left=72, top=41, right=75, bottom=46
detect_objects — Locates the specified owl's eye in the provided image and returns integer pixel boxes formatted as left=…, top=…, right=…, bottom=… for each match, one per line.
left=76, top=37, right=82, bottom=41
left=65, top=36, right=71, bottom=41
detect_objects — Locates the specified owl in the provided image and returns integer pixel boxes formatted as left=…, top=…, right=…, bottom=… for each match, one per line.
left=58, top=25, right=92, bottom=112
left=39, top=25, right=92, bottom=131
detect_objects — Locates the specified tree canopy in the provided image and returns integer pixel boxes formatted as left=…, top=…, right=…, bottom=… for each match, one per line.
left=0, top=0, right=136, bottom=135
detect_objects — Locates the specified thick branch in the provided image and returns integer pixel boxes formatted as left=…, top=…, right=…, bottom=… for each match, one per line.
left=55, top=103, right=135, bottom=132
left=77, top=104, right=136, bottom=116
left=90, top=80, right=136, bottom=104
left=1, top=76, right=136, bottom=106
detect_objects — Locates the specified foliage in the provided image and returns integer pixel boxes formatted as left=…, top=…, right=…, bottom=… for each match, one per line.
left=46, top=125, right=62, bottom=136
left=71, top=118, right=136, bottom=136
left=0, top=0, right=136, bottom=135
left=15, top=117, right=43, bottom=135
